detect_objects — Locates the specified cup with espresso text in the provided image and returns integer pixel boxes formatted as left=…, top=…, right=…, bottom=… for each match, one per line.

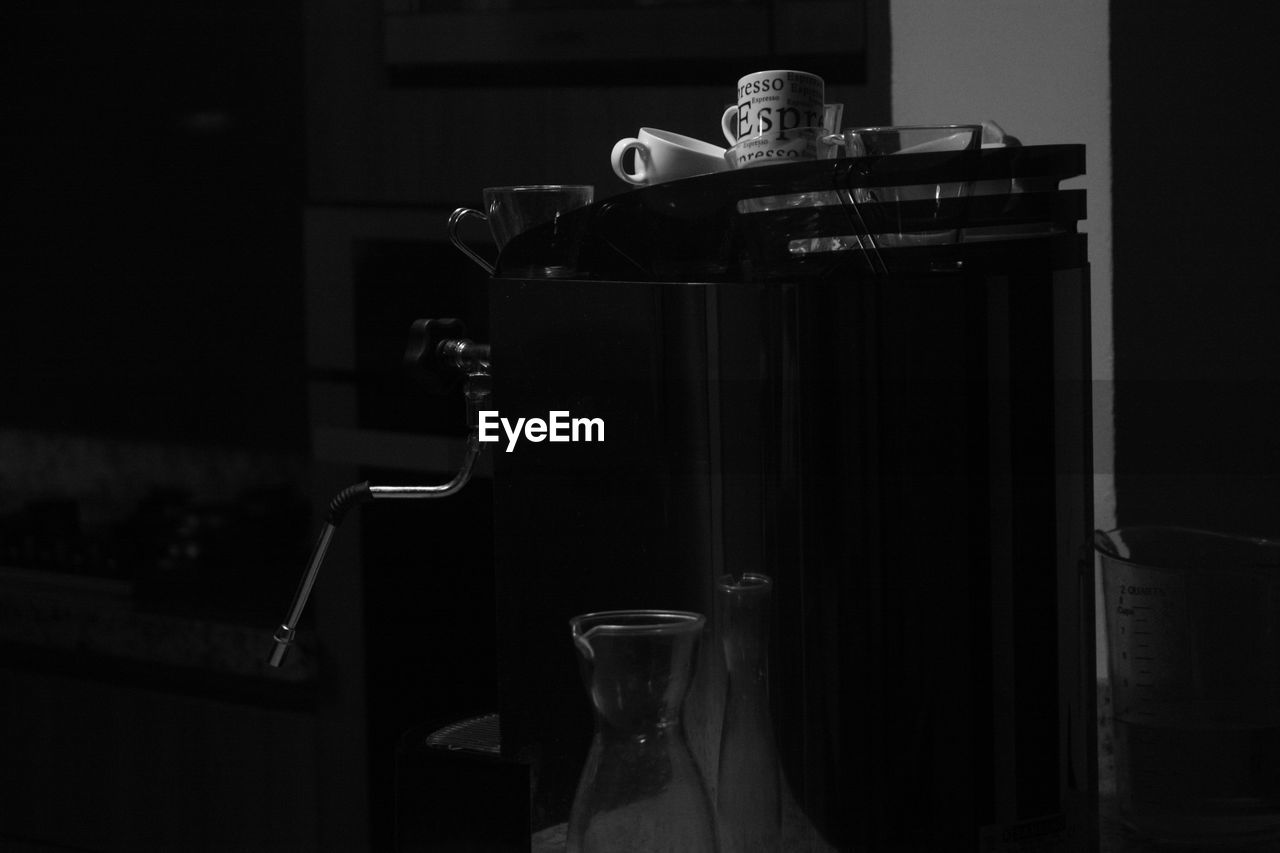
left=721, top=69, right=825, bottom=147
left=610, top=128, right=729, bottom=187
left=724, top=126, right=836, bottom=169
left=448, top=184, right=594, bottom=277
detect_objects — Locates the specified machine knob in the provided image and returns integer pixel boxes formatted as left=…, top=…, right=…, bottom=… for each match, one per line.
left=404, top=318, right=468, bottom=392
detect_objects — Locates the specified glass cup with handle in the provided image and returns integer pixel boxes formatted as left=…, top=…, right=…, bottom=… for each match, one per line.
left=448, top=184, right=594, bottom=277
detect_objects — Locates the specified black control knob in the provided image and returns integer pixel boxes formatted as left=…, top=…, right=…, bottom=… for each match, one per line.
left=404, top=318, right=468, bottom=392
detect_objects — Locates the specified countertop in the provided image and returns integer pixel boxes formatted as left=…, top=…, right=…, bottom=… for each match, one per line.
left=0, top=564, right=317, bottom=707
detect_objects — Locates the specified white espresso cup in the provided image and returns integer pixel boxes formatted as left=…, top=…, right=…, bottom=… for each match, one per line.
left=721, top=69, right=825, bottom=146
left=610, top=128, right=729, bottom=186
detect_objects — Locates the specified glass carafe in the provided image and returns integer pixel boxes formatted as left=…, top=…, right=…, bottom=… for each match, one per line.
left=567, top=609, right=718, bottom=853
left=716, top=573, right=781, bottom=853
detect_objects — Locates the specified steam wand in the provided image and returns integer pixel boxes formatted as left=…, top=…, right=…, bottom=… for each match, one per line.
left=268, top=323, right=491, bottom=668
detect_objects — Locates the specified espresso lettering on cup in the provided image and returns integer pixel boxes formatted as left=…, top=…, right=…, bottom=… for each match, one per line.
left=724, top=126, right=830, bottom=170
left=722, top=70, right=825, bottom=145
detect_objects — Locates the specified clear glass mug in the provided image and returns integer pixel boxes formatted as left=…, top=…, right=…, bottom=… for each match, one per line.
left=448, top=184, right=594, bottom=277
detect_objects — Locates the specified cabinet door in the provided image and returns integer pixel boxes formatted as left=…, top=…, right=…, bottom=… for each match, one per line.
left=0, top=667, right=318, bottom=852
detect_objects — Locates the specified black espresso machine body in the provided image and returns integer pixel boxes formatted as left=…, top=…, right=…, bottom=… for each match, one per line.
left=485, top=147, right=1094, bottom=850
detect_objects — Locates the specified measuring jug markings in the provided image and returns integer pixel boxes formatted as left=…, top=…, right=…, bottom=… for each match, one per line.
left=1109, top=574, right=1191, bottom=720
left=1098, top=527, right=1280, bottom=844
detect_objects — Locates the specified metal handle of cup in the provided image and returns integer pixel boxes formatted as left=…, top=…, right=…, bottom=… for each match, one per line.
left=610, top=137, right=650, bottom=186
left=448, top=207, right=496, bottom=275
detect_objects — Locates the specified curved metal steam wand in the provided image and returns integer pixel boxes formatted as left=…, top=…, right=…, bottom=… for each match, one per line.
left=267, top=328, right=491, bottom=668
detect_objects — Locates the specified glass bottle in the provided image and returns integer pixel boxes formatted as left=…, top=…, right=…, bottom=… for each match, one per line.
left=567, top=609, right=718, bottom=853
left=716, top=573, right=781, bottom=853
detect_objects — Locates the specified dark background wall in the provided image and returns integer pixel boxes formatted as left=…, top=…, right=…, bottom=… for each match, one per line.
left=1111, top=2, right=1280, bottom=537
left=1, top=2, right=315, bottom=852
left=2, top=0, right=306, bottom=450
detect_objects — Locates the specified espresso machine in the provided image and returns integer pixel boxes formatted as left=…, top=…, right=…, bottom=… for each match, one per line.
left=280, top=142, right=1095, bottom=851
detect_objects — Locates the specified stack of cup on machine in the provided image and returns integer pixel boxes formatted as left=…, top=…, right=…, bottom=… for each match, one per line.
left=607, top=70, right=845, bottom=189
left=715, top=70, right=844, bottom=248
left=720, top=69, right=837, bottom=167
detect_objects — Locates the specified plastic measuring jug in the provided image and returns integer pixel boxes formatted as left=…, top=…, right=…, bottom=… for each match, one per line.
left=1095, top=526, right=1280, bottom=846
